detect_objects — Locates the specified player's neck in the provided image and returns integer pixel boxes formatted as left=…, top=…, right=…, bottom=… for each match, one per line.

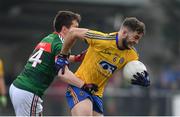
left=116, top=34, right=126, bottom=50
left=59, top=32, right=65, bottom=38
left=54, top=31, right=65, bottom=39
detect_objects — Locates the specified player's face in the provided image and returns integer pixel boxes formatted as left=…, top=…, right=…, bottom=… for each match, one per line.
left=64, top=20, right=79, bottom=36
left=123, top=31, right=143, bottom=49
left=70, top=20, right=79, bottom=28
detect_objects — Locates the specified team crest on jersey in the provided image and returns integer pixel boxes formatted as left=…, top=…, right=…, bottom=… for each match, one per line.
left=119, top=57, right=125, bottom=64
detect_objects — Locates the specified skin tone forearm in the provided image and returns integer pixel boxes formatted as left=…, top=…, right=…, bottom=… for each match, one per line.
left=60, top=30, right=77, bottom=55
left=57, top=28, right=89, bottom=88
left=58, top=66, right=85, bottom=88
left=61, top=28, right=89, bottom=55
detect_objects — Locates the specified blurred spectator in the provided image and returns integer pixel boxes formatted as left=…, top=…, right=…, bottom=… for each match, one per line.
left=104, top=70, right=122, bottom=115
left=0, top=59, right=7, bottom=107
left=160, top=62, right=180, bottom=90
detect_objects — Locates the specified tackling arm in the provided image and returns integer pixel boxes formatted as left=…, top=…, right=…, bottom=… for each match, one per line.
left=58, top=66, right=98, bottom=94
left=58, top=66, right=84, bottom=88
left=61, top=28, right=89, bottom=55
left=54, top=28, right=88, bottom=74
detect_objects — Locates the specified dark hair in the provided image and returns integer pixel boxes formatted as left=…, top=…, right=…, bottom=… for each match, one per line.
left=53, top=11, right=81, bottom=32
left=122, top=17, right=146, bottom=34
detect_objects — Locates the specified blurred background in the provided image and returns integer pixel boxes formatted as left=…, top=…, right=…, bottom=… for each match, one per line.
left=0, top=0, right=180, bottom=116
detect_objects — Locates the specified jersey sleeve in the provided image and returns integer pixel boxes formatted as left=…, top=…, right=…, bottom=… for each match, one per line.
left=0, top=59, right=4, bottom=77
left=84, top=30, right=116, bottom=47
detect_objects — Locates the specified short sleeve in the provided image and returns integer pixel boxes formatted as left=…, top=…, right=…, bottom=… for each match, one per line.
left=84, top=30, right=116, bottom=47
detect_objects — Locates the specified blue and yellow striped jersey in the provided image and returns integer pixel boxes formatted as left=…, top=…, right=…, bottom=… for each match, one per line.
left=75, top=30, right=139, bottom=97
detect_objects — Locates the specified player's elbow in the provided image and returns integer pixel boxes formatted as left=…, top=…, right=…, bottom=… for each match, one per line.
left=69, top=28, right=80, bottom=39
left=57, top=68, right=69, bottom=80
left=57, top=72, right=68, bottom=82
left=69, top=28, right=87, bottom=40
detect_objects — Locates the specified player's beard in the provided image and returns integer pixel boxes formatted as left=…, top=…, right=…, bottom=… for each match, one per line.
left=122, top=38, right=130, bottom=49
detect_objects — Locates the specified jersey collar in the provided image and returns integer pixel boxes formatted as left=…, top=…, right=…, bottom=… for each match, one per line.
left=53, top=32, right=64, bottom=43
left=116, top=33, right=122, bottom=50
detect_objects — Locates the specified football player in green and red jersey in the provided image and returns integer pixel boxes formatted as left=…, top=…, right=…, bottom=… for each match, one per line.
left=9, top=11, right=98, bottom=116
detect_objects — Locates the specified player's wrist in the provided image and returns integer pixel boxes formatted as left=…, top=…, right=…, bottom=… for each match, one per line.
left=55, top=53, right=70, bottom=74
left=58, top=53, right=69, bottom=58
left=80, top=82, right=86, bottom=88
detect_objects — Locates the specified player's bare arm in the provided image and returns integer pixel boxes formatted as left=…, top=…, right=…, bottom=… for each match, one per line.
left=54, top=28, right=88, bottom=74
left=58, top=66, right=85, bottom=88
left=61, top=28, right=89, bottom=55
left=58, top=66, right=98, bottom=94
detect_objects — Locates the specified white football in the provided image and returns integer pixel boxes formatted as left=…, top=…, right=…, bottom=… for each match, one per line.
left=123, top=60, right=147, bottom=82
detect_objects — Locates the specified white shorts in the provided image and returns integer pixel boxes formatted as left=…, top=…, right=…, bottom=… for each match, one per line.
left=9, top=84, right=43, bottom=116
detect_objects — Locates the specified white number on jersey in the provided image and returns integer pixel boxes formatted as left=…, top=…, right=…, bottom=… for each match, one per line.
left=29, top=48, right=44, bottom=67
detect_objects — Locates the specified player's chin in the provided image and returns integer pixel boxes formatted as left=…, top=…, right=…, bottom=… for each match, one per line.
left=128, top=43, right=135, bottom=48
left=126, top=44, right=132, bottom=49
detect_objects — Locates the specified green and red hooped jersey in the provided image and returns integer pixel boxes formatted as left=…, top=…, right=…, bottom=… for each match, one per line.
left=13, top=33, right=64, bottom=97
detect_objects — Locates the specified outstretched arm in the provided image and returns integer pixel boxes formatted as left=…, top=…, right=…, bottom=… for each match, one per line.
left=55, top=28, right=116, bottom=74
left=58, top=66, right=84, bottom=88
left=55, top=28, right=88, bottom=74
left=58, top=66, right=98, bottom=94
left=61, top=28, right=89, bottom=55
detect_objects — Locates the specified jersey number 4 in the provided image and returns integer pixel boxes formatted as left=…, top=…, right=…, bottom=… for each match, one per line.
left=29, top=48, right=44, bottom=67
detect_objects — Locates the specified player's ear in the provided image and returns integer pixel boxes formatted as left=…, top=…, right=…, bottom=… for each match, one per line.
left=62, top=26, right=67, bottom=31
left=61, top=26, right=69, bottom=34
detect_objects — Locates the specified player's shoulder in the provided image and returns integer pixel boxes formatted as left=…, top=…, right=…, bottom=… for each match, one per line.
left=130, top=46, right=139, bottom=56
left=43, top=33, right=58, bottom=40
left=34, top=33, right=61, bottom=50
left=87, top=30, right=107, bottom=36
left=86, top=30, right=117, bottom=40
left=41, top=33, right=60, bottom=43
left=108, top=32, right=117, bottom=36
left=88, top=30, right=117, bottom=36
left=131, top=46, right=138, bottom=52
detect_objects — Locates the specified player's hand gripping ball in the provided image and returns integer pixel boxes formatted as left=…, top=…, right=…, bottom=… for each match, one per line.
left=123, top=60, right=150, bottom=87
